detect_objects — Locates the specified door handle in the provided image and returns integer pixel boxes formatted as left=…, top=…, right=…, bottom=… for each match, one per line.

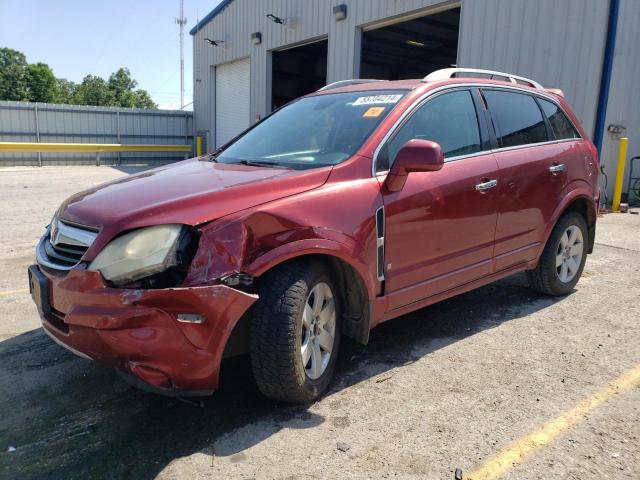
left=549, top=163, right=565, bottom=174
left=475, top=179, right=498, bottom=192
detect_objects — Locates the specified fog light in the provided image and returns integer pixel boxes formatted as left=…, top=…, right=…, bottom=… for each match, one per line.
left=177, top=313, right=203, bottom=323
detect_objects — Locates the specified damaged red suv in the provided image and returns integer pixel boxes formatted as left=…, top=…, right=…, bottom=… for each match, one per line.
left=29, top=68, right=599, bottom=403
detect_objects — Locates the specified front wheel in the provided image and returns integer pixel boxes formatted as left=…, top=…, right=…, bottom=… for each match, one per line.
left=250, top=261, right=340, bottom=403
left=527, top=212, right=588, bottom=296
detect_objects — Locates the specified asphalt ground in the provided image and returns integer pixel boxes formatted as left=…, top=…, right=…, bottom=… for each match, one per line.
left=0, top=166, right=638, bottom=480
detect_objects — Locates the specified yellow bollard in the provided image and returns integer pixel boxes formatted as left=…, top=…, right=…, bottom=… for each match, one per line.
left=612, top=137, right=628, bottom=212
left=196, top=136, right=202, bottom=157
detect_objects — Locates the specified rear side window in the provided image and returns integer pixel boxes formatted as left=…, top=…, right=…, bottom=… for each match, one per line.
left=385, top=90, right=481, bottom=167
left=538, top=98, right=580, bottom=140
left=483, top=90, right=548, bottom=148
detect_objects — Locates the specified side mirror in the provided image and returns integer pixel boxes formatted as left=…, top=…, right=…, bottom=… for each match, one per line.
left=384, top=139, right=444, bottom=192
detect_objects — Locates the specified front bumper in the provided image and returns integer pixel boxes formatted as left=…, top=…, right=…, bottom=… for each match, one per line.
left=31, top=265, right=257, bottom=394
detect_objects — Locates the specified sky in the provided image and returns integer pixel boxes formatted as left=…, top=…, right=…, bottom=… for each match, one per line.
left=0, top=0, right=224, bottom=110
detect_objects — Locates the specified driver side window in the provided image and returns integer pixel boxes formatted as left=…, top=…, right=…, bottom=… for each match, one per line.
left=383, top=90, right=482, bottom=170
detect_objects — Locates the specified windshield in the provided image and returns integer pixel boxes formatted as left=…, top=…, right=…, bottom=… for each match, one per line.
left=216, top=90, right=407, bottom=169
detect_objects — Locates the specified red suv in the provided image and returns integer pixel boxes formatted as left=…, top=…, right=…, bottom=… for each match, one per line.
left=29, top=68, right=599, bottom=403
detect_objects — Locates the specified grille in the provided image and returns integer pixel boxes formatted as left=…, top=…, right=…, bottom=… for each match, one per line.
left=37, top=218, right=98, bottom=271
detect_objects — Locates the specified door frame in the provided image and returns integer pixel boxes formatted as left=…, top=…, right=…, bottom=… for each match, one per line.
left=267, top=35, right=329, bottom=113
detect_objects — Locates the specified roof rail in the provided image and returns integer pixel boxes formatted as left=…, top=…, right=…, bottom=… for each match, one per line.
left=318, top=79, right=383, bottom=92
left=423, top=68, right=544, bottom=90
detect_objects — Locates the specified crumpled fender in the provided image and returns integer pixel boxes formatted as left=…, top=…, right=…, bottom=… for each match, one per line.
left=244, top=237, right=376, bottom=298
left=184, top=211, right=376, bottom=299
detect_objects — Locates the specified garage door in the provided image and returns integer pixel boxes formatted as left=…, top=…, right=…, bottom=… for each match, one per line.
left=215, top=58, right=250, bottom=148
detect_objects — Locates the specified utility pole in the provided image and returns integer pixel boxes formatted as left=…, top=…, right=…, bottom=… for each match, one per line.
left=175, top=0, right=187, bottom=110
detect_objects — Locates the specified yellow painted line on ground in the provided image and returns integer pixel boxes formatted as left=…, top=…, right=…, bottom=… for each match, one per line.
left=0, top=288, right=29, bottom=297
left=466, top=363, right=640, bottom=480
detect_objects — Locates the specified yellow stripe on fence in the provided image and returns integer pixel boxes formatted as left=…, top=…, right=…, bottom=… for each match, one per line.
left=0, top=142, right=191, bottom=153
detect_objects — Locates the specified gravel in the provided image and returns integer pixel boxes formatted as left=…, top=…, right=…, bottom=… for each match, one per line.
left=0, top=166, right=638, bottom=480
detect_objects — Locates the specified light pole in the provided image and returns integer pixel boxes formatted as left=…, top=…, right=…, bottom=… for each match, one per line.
left=175, top=0, right=188, bottom=110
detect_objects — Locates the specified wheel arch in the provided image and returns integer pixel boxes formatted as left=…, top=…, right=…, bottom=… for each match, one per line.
left=251, top=248, right=373, bottom=346
left=544, top=190, right=597, bottom=257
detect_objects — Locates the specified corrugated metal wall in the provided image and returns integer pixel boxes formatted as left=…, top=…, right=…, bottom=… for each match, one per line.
left=193, top=0, right=639, bottom=200
left=192, top=0, right=457, bottom=147
left=599, top=0, right=640, bottom=204
left=457, top=0, right=609, bottom=138
left=0, top=101, right=194, bottom=166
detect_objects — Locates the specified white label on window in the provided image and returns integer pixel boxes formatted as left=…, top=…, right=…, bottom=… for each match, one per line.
left=353, top=94, right=403, bottom=106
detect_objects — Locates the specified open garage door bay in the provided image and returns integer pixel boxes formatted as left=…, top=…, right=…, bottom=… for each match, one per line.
left=215, top=58, right=250, bottom=148
left=361, top=7, right=460, bottom=80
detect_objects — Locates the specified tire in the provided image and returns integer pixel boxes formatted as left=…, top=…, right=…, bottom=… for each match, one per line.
left=527, top=212, right=588, bottom=296
left=250, top=260, right=341, bottom=403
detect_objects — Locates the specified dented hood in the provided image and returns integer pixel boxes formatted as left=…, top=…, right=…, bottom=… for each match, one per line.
left=59, top=158, right=331, bottom=232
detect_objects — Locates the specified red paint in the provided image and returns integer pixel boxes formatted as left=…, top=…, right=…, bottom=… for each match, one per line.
left=384, top=139, right=444, bottom=192
left=32, top=77, right=598, bottom=395
left=40, top=269, right=256, bottom=392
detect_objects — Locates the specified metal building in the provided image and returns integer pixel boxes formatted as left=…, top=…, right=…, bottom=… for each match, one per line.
left=191, top=0, right=639, bottom=203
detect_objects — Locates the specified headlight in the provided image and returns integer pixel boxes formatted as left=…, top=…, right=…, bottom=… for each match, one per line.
left=89, top=224, right=187, bottom=285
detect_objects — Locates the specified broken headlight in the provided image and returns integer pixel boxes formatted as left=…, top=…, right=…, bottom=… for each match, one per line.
left=88, top=224, right=198, bottom=288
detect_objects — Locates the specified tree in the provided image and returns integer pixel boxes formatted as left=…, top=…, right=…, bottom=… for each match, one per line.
left=73, top=75, right=116, bottom=106
left=0, top=48, right=29, bottom=101
left=132, top=89, right=156, bottom=109
left=107, top=68, right=157, bottom=108
left=26, top=62, right=58, bottom=102
left=108, top=68, right=137, bottom=102
left=0, top=48, right=158, bottom=109
left=56, top=78, right=77, bottom=104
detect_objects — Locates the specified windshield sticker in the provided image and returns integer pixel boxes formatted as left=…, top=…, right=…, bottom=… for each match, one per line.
left=353, top=94, right=403, bottom=106
left=363, top=107, right=386, bottom=118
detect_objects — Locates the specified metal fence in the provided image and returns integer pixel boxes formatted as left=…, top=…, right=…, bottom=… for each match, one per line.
left=0, top=101, right=194, bottom=166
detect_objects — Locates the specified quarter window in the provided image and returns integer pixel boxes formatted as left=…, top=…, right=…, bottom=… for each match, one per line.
left=483, top=90, right=548, bottom=148
left=385, top=90, right=481, bottom=167
left=538, top=98, right=580, bottom=140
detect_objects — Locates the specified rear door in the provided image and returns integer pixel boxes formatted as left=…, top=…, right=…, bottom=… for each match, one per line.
left=380, top=88, right=499, bottom=310
left=482, top=89, right=571, bottom=270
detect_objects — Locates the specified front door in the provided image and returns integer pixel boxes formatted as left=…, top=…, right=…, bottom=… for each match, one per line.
left=380, top=89, right=499, bottom=311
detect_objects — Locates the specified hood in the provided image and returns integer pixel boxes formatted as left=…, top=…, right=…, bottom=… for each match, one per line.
left=59, top=158, right=331, bottom=232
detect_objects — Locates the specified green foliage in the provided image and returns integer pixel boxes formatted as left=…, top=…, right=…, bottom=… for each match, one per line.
left=0, top=47, right=158, bottom=109
left=0, top=48, right=29, bottom=101
left=26, top=63, right=58, bottom=102
left=108, top=68, right=137, bottom=101
left=56, top=78, right=78, bottom=104
left=132, top=89, right=156, bottom=109
left=73, top=75, right=116, bottom=106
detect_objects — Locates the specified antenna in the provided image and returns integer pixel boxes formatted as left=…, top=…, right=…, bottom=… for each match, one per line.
left=175, top=0, right=188, bottom=110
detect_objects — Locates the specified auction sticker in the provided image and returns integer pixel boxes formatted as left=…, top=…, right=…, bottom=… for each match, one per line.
left=353, top=94, right=403, bottom=106
left=363, top=107, right=386, bottom=118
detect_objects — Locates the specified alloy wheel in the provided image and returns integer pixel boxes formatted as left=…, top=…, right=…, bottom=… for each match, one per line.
left=556, top=225, right=584, bottom=283
left=301, top=282, right=336, bottom=380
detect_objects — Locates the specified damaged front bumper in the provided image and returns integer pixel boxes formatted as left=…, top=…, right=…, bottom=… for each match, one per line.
left=29, top=265, right=257, bottom=395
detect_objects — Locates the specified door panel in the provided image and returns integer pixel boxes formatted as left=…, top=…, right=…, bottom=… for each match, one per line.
left=493, top=140, right=586, bottom=270
left=492, top=145, right=563, bottom=269
left=383, top=153, right=499, bottom=310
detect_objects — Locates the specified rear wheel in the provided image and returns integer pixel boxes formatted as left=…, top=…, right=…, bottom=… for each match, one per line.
left=250, top=261, right=340, bottom=403
left=527, top=212, right=588, bottom=296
